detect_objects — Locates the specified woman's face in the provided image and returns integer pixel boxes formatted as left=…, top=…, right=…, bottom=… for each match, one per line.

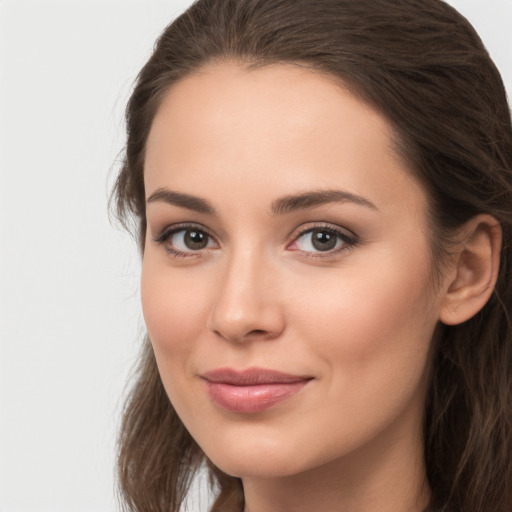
left=142, top=63, right=446, bottom=479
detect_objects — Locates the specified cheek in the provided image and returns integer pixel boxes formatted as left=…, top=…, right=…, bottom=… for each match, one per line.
left=140, top=255, right=221, bottom=428
left=140, top=255, right=208, bottom=361
left=140, top=257, right=210, bottom=428
left=292, top=247, right=436, bottom=402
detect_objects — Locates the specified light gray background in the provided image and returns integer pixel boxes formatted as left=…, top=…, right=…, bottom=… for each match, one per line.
left=0, top=1, right=511, bottom=511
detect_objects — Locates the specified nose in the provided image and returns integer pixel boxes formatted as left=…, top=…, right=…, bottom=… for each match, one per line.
left=207, top=249, right=286, bottom=344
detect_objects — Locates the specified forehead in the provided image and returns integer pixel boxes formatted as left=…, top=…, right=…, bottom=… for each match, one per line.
left=144, top=62, right=426, bottom=219
left=146, top=62, right=393, bottom=165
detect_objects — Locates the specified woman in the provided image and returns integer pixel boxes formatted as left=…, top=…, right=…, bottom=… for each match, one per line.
left=112, top=0, right=512, bottom=511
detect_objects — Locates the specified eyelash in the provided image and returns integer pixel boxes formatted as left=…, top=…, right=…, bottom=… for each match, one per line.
left=153, top=223, right=217, bottom=258
left=153, top=222, right=359, bottom=259
left=287, top=224, right=359, bottom=258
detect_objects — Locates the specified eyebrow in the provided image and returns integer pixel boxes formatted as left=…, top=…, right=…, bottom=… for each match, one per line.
left=146, top=188, right=216, bottom=215
left=270, top=189, right=378, bottom=214
left=146, top=187, right=378, bottom=215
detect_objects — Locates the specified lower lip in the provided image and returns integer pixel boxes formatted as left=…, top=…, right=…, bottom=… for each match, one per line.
left=204, top=380, right=310, bottom=413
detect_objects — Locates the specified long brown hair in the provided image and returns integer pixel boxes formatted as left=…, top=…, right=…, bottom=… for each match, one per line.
left=112, top=1, right=512, bottom=510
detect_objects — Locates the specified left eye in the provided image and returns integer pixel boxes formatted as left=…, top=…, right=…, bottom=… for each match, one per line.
left=290, top=228, right=353, bottom=253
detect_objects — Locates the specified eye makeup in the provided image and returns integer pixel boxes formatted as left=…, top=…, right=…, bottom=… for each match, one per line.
left=286, top=222, right=359, bottom=258
left=153, top=223, right=218, bottom=258
left=152, top=220, right=360, bottom=261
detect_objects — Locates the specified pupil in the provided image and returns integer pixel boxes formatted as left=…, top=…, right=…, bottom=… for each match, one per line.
left=312, top=230, right=337, bottom=251
left=185, top=230, right=208, bottom=249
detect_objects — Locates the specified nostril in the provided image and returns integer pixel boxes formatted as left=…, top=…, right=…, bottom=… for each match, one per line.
left=212, top=328, right=266, bottom=341
left=248, top=329, right=268, bottom=336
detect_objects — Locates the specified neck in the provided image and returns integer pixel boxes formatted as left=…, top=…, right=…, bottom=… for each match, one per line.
left=242, top=410, right=430, bottom=512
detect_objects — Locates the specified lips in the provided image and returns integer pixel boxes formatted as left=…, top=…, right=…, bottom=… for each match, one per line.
left=201, top=368, right=313, bottom=413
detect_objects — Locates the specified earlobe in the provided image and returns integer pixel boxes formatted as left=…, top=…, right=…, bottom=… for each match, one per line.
left=439, top=214, right=502, bottom=326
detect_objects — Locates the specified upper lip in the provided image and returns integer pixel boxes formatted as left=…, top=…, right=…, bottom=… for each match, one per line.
left=201, top=367, right=313, bottom=385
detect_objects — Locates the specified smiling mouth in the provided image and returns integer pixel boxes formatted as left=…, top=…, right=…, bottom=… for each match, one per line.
left=201, top=367, right=313, bottom=413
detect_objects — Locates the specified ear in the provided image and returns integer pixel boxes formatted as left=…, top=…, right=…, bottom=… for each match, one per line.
left=439, top=214, right=502, bottom=326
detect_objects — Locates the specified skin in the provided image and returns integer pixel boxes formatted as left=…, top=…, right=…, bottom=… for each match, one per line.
left=141, top=62, right=462, bottom=512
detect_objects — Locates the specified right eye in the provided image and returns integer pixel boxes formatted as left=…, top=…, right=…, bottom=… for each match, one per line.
left=154, top=225, right=218, bottom=257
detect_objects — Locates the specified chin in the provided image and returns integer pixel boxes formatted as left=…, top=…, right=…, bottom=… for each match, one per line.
left=211, top=453, right=309, bottom=480
left=197, top=429, right=334, bottom=480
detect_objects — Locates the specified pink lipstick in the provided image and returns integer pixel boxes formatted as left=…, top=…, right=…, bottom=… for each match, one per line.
left=201, top=368, right=312, bottom=413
